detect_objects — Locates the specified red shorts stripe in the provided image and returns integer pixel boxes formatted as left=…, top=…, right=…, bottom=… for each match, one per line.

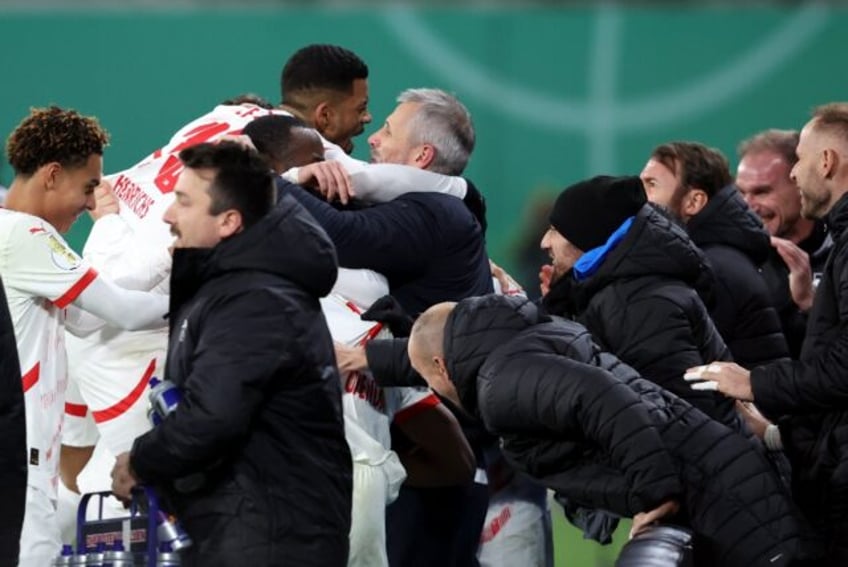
left=91, top=358, right=157, bottom=424
left=64, top=402, right=88, bottom=417
left=53, top=267, right=98, bottom=309
left=21, top=363, right=40, bottom=393
left=393, top=393, right=440, bottom=425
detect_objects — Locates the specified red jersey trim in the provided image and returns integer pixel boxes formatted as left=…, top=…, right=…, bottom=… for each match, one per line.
left=53, top=267, right=98, bottom=309
left=92, top=358, right=157, bottom=424
left=64, top=402, right=88, bottom=417
left=22, top=363, right=40, bottom=393
left=393, top=393, right=440, bottom=425
left=343, top=300, right=383, bottom=346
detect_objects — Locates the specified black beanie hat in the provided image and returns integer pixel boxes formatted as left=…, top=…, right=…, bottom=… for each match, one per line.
left=549, top=175, right=647, bottom=252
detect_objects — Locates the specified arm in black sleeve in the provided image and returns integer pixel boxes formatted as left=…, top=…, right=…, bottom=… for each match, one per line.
left=752, top=252, right=848, bottom=416
left=365, top=338, right=426, bottom=388
left=281, top=180, right=433, bottom=277
left=130, top=290, right=296, bottom=481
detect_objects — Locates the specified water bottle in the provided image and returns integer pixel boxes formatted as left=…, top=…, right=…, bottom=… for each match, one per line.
left=156, top=542, right=181, bottom=566
left=85, top=542, right=106, bottom=566
left=148, top=377, right=181, bottom=421
left=52, top=544, right=74, bottom=566
left=69, top=550, right=87, bottom=566
left=147, top=406, right=162, bottom=427
left=156, top=510, right=192, bottom=551
left=102, top=539, right=134, bottom=567
left=148, top=378, right=205, bottom=493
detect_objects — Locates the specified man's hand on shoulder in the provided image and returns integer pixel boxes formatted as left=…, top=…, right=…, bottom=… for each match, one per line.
left=297, top=161, right=355, bottom=205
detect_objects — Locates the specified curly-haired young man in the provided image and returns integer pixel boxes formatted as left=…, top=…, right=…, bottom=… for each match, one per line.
left=2, top=106, right=168, bottom=566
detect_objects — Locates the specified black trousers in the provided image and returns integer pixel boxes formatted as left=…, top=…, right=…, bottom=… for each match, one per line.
left=387, top=482, right=489, bottom=567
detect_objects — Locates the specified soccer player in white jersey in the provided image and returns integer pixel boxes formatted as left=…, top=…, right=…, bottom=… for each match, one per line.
left=1, top=106, right=169, bottom=566
left=324, top=268, right=473, bottom=567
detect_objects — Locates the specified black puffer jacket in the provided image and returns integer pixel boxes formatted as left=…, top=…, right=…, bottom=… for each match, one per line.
left=0, top=277, right=25, bottom=565
left=446, top=295, right=809, bottom=566
left=544, top=204, right=736, bottom=427
left=751, top=192, right=848, bottom=561
left=131, top=197, right=351, bottom=566
left=686, top=185, right=789, bottom=368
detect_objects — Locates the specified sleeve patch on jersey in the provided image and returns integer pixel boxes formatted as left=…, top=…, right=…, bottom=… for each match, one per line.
left=53, top=267, right=98, bottom=309
left=46, top=233, right=83, bottom=270
left=393, top=393, right=440, bottom=425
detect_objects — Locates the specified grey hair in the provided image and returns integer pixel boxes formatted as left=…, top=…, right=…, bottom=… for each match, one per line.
left=397, top=88, right=475, bottom=175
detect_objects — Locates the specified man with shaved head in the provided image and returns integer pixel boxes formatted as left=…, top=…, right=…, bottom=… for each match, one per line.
left=406, top=302, right=457, bottom=405
left=408, top=294, right=815, bottom=566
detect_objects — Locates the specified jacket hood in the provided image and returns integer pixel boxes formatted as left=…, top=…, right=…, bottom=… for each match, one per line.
left=170, top=194, right=338, bottom=313
left=686, top=184, right=771, bottom=265
left=570, top=204, right=714, bottom=311
left=444, top=295, right=548, bottom=414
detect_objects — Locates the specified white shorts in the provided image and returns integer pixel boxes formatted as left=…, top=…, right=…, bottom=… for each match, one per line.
left=477, top=476, right=553, bottom=567
left=63, top=331, right=165, bottom=454
left=19, top=484, right=61, bottom=567
left=349, top=461, right=394, bottom=567
left=62, top=375, right=99, bottom=448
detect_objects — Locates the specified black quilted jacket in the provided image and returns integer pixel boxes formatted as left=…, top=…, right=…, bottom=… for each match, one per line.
left=445, top=294, right=809, bottom=566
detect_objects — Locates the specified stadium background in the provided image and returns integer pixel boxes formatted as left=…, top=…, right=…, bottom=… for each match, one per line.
left=1, top=3, right=844, bottom=565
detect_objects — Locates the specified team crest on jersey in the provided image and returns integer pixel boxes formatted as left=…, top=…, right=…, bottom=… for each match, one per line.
left=46, top=234, right=82, bottom=270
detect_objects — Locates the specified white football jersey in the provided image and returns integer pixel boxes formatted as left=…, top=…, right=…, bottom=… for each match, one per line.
left=0, top=210, right=98, bottom=496
left=104, top=103, right=287, bottom=248
left=322, top=269, right=438, bottom=465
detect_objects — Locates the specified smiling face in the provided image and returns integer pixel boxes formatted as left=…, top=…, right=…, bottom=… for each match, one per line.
left=322, top=78, right=372, bottom=153
left=41, top=154, right=102, bottom=233
left=736, top=150, right=801, bottom=237
left=368, top=101, right=426, bottom=167
left=540, top=226, right=584, bottom=285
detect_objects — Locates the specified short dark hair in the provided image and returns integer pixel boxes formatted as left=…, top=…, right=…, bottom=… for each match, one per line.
left=6, top=106, right=109, bottom=176
left=243, top=114, right=315, bottom=171
left=651, top=141, right=731, bottom=199
left=219, top=93, right=274, bottom=109
left=281, top=44, right=368, bottom=108
left=737, top=129, right=799, bottom=167
left=178, top=141, right=275, bottom=230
